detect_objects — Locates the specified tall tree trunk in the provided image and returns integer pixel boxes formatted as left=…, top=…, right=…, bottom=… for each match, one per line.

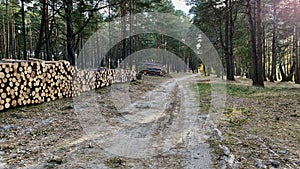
left=2, top=14, right=5, bottom=59
left=294, top=0, right=300, bottom=84
left=246, top=0, right=258, bottom=85
left=256, top=0, right=264, bottom=86
left=11, top=12, right=16, bottom=59
left=29, top=19, right=33, bottom=57
left=108, top=1, right=112, bottom=68
left=64, top=0, right=75, bottom=65
left=21, top=0, right=27, bottom=60
left=263, top=26, right=267, bottom=81
left=121, top=1, right=127, bottom=68
left=225, top=0, right=234, bottom=80
left=267, top=41, right=271, bottom=79
left=5, top=0, right=9, bottom=59
left=34, top=0, right=47, bottom=59
left=45, top=0, right=50, bottom=60
left=224, top=0, right=229, bottom=79
left=226, top=0, right=235, bottom=80
left=270, top=0, right=277, bottom=82
left=129, top=0, right=133, bottom=69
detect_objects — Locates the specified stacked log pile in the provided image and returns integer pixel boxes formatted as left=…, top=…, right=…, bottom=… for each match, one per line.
left=111, top=69, right=137, bottom=83
left=0, top=59, right=136, bottom=111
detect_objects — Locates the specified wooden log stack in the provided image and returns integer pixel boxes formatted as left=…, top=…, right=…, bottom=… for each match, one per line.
left=0, top=59, right=136, bottom=111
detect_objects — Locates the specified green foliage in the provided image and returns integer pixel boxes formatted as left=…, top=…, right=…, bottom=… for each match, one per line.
left=0, top=0, right=197, bottom=71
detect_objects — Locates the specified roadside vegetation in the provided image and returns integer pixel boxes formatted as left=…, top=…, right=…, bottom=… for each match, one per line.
left=196, top=79, right=300, bottom=168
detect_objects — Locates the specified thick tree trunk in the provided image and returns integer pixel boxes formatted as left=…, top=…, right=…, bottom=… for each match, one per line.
left=256, top=0, right=264, bottom=86
left=34, top=0, right=47, bottom=59
left=224, top=0, right=234, bottom=81
left=246, top=0, right=257, bottom=85
left=247, top=0, right=263, bottom=87
left=64, top=0, right=76, bottom=65
left=293, top=0, right=300, bottom=84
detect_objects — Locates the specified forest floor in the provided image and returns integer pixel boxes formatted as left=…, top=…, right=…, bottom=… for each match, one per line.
left=198, top=77, right=300, bottom=168
left=0, top=75, right=299, bottom=169
left=0, top=75, right=212, bottom=169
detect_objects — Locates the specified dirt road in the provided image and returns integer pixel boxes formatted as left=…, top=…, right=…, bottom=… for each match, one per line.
left=0, top=75, right=213, bottom=168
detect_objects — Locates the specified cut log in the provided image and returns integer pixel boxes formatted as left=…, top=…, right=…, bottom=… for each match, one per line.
left=0, top=59, right=136, bottom=111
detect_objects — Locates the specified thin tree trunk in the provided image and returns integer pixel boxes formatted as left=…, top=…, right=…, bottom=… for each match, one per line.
left=121, top=1, right=127, bottom=68
left=263, top=25, right=267, bottom=81
left=108, top=1, right=112, bottom=68
left=2, top=14, right=5, bottom=59
left=267, top=41, right=271, bottom=79
left=45, top=0, right=50, bottom=60
left=29, top=15, right=33, bottom=57
left=5, top=0, right=9, bottom=59
left=228, top=0, right=235, bottom=80
left=11, top=12, right=16, bottom=59
left=129, top=0, right=133, bottom=69
left=224, top=0, right=231, bottom=80
left=270, top=0, right=277, bottom=82
left=21, top=0, right=27, bottom=60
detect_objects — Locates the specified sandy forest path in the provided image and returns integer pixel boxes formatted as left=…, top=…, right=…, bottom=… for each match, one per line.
left=0, top=75, right=213, bottom=169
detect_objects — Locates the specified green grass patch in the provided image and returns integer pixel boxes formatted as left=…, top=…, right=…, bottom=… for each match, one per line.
left=192, top=83, right=212, bottom=96
left=193, top=82, right=274, bottom=113
left=104, top=157, right=126, bottom=168
left=194, top=82, right=290, bottom=97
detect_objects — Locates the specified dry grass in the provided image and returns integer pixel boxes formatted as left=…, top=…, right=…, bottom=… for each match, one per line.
left=196, top=78, right=300, bottom=168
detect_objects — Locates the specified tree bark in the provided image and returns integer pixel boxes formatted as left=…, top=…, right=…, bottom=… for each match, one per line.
left=21, top=0, right=27, bottom=60
left=270, top=0, right=277, bottom=82
left=263, top=25, right=267, bottom=81
left=5, top=0, right=9, bottom=59
left=224, top=0, right=234, bottom=80
left=108, top=1, right=112, bottom=68
left=246, top=0, right=262, bottom=86
left=11, top=12, right=16, bottom=59
left=2, top=14, right=5, bottom=59
left=34, top=0, right=47, bottom=59
left=228, top=0, right=235, bottom=80
left=45, top=0, right=51, bottom=60
left=256, top=0, right=264, bottom=86
left=294, top=0, right=300, bottom=84
left=121, top=1, right=127, bottom=68
left=64, top=0, right=76, bottom=65
left=129, top=0, right=133, bottom=69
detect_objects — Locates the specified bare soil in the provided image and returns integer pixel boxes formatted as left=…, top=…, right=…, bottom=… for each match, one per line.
left=0, top=75, right=212, bottom=169
left=0, top=76, right=166, bottom=168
